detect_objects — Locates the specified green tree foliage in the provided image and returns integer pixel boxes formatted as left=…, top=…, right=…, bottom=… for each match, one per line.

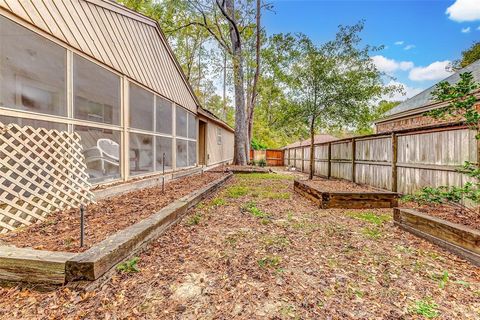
left=117, top=2, right=398, bottom=150
left=452, top=42, right=480, bottom=70
left=286, top=22, right=396, bottom=178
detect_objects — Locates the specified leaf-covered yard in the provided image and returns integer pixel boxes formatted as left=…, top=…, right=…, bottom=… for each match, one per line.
left=1, top=172, right=479, bottom=319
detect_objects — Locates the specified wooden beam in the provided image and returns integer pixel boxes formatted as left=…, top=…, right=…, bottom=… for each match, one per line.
left=294, top=179, right=398, bottom=209
left=0, top=246, right=75, bottom=285
left=394, top=208, right=480, bottom=266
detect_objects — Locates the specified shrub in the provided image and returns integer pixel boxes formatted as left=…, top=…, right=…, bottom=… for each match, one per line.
left=412, top=72, right=480, bottom=210
left=257, top=158, right=267, bottom=167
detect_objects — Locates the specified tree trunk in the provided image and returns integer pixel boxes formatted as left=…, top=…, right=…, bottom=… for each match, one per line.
left=246, top=0, right=261, bottom=163
left=309, top=116, right=315, bottom=180
left=223, top=52, right=227, bottom=121
left=226, top=0, right=248, bottom=165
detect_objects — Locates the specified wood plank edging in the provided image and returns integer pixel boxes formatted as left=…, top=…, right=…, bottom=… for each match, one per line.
left=65, top=173, right=232, bottom=282
left=393, top=207, right=480, bottom=266
left=0, top=246, right=76, bottom=285
left=294, top=179, right=398, bottom=209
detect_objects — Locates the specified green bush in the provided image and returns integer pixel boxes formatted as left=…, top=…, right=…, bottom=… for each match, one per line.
left=257, top=158, right=267, bottom=167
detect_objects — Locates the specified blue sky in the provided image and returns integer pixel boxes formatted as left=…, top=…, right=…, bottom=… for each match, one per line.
left=263, top=0, right=480, bottom=101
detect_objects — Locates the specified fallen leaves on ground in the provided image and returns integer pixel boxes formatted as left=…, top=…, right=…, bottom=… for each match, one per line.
left=0, top=170, right=479, bottom=319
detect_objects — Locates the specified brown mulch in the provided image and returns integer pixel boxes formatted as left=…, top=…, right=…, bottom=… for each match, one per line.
left=0, top=173, right=479, bottom=319
left=402, top=201, right=480, bottom=230
left=0, top=172, right=225, bottom=253
left=303, top=177, right=380, bottom=192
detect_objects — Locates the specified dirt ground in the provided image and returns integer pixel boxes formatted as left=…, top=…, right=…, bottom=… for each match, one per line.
left=0, top=171, right=479, bottom=319
left=303, top=177, right=380, bottom=192
left=0, top=172, right=225, bottom=253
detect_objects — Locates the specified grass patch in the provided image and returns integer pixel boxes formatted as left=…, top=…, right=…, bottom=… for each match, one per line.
left=362, top=227, right=382, bottom=239
left=258, top=255, right=281, bottom=269
left=242, top=201, right=269, bottom=219
left=235, top=173, right=295, bottom=180
left=186, top=213, right=202, bottom=226
left=263, top=191, right=291, bottom=199
left=261, top=235, right=290, bottom=250
left=211, top=197, right=227, bottom=206
left=411, top=299, right=440, bottom=318
left=430, top=271, right=449, bottom=289
left=349, top=211, right=391, bottom=225
left=117, top=257, right=140, bottom=274
left=226, top=185, right=249, bottom=198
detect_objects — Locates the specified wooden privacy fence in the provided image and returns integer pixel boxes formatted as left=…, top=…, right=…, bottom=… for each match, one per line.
left=285, top=124, right=478, bottom=194
left=0, top=122, right=94, bottom=234
left=250, top=149, right=284, bottom=166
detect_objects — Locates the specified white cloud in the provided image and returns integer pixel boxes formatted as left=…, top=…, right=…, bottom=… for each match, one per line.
left=461, top=26, right=471, bottom=33
left=446, top=0, right=480, bottom=22
left=394, top=41, right=404, bottom=45
left=384, top=80, right=424, bottom=101
left=408, top=61, right=453, bottom=81
left=371, top=55, right=414, bottom=73
left=404, top=44, right=416, bottom=51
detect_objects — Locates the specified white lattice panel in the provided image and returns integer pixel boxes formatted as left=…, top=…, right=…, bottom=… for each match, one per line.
left=0, top=122, right=94, bottom=234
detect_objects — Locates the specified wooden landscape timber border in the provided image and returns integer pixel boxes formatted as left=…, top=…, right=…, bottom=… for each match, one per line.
left=393, top=208, right=480, bottom=266
left=225, top=166, right=271, bottom=174
left=0, top=173, right=232, bottom=287
left=294, top=179, right=398, bottom=209
left=0, top=246, right=76, bottom=286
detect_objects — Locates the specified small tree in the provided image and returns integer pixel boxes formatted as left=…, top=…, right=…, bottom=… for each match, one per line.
left=405, top=72, right=480, bottom=212
left=289, top=22, right=394, bottom=179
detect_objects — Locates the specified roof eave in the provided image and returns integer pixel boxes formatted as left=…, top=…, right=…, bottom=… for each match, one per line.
left=376, top=89, right=480, bottom=124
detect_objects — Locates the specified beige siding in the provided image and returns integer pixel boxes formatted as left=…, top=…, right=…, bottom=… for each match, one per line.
left=0, top=0, right=198, bottom=112
left=206, top=121, right=233, bottom=166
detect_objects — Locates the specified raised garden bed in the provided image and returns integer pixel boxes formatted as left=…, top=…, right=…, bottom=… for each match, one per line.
left=394, top=206, right=480, bottom=266
left=294, top=178, right=398, bottom=209
left=225, top=165, right=271, bottom=173
left=0, top=172, right=232, bottom=286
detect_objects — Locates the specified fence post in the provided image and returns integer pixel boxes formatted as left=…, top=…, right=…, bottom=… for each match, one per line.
left=391, top=133, right=398, bottom=192
left=302, top=147, right=305, bottom=172
left=327, top=142, right=332, bottom=179
left=351, top=138, right=356, bottom=183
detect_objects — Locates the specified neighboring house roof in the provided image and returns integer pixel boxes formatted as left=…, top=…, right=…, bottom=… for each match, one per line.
left=0, top=0, right=199, bottom=112
left=380, top=59, right=480, bottom=122
left=283, top=134, right=338, bottom=149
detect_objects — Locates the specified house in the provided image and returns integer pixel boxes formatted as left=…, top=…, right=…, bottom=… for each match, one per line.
left=0, top=0, right=234, bottom=185
left=375, top=60, right=480, bottom=133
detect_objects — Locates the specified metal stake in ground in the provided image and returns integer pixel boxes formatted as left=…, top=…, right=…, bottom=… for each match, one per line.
left=162, top=152, right=166, bottom=193
left=80, top=204, right=85, bottom=248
